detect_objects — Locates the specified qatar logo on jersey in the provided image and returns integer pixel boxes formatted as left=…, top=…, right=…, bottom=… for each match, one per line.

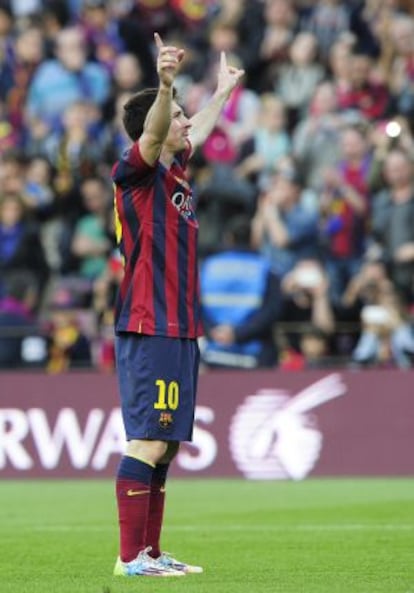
left=229, top=374, right=347, bottom=480
left=171, top=190, right=195, bottom=220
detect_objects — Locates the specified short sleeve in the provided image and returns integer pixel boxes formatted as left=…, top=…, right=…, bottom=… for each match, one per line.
left=112, top=142, right=156, bottom=187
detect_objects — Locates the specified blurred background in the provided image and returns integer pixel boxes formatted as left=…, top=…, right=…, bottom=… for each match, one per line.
left=2, top=0, right=414, bottom=374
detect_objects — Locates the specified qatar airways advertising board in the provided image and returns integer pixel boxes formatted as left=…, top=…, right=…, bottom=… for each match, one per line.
left=0, top=370, right=413, bottom=479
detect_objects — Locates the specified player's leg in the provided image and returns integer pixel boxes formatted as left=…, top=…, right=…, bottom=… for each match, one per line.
left=114, top=334, right=184, bottom=576
left=146, top=441, right=179, bottom=558
left=115, top=438, right=184, bottom=576
left=116, top=439, right=167, bottom=562
left=147, top=440, right=203, bottom=574
left=144, top=337, right=203, bottom=573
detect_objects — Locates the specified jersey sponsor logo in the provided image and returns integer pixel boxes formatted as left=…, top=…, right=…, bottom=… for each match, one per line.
left=229, top=374, right=347, bottom=480
left=170, top=189, right=195, bottom=221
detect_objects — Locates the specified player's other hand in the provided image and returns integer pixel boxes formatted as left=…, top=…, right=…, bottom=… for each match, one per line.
left=154, top=32, right=184, bottom=88
left=216, top=51, right=245, bottom=98
left=210, top=324, right=235, bottom=345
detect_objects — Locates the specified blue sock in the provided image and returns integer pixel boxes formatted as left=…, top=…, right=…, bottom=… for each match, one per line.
left=117, top=455, right=154, bottom=485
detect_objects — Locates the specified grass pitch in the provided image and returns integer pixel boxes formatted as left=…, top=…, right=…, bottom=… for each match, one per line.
left=1, top=478, right=413, bottom=593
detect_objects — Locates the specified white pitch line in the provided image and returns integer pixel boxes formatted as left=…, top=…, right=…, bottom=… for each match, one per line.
left=29, top=523, right=414, bottom=533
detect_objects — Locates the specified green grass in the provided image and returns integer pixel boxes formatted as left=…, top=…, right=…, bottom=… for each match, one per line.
left=1, top=479, right=413, bottom=593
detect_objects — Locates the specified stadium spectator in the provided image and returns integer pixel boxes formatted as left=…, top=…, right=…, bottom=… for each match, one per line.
left=279, top=258, right=335, bottom=354
left=279, top=324, right=333, bottom=371
left=305, top=0, right=350, bottom=63
left=336, top=50, right=390, bottom=120
left=0, top=4, right=14, bottom=76
left=200, top=215, right=282, bottom=369
left=236, top=93, right=291, bottom=191
left=328, top=36, right=354, bottom=94
left=320, top=123, right=373, bottom=304
left=368, top=115, right=414, bottom=193
left=46, top=298, right=93, bottom=373
left=26, top=26, right=110, bottom=132
left=80, top=0, right=127, bottom=72
left=70, top=174, right=113, bottom=286
left=388, top=15, right=414, bottom=121
left=23, top=155, right=54, bottom=213
left=0, top=192, right=49, bottom=299
left=102, top=53, right=145, bottom=122
left=101, top=90, right=134, bottom=163
left=214, top=0, right=264, bottom=91
left=293, top=81, right=343, bottom=191
left=6, top=25, right=45, bottom=141
left=352, top=295, right=414, bottom=369
left=77, top=0, right=156, bottom=90
left=298, top=325, right=333, bottom=369
left=335, top=256, right=395, bottom=355
left=371, top=149, right=414, bottom=303
left=256, top=0, right=297, bottom=91
left=43, top=100, right=102, bottom=193
left=0, top=148, right=26, bottom=195
left=0, top=97, right=19, bottom=155
left=251, top=165, right=319, bottom=278
left=276, top=31, right=325, bottom=130
left=0, top=271, right=47, bottom=369
left=339, top=256, right=392, bottom=319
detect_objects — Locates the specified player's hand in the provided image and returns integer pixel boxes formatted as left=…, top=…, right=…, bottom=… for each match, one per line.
left=210, top=324, right=235, bottom=345
left=154, top=32, right=184, bottom=88
left=216, top=51, right=245, bottom=98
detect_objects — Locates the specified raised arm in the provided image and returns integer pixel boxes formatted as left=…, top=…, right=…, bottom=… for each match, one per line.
left=189, top=52, right=244, bottom=151
left=139, top=33, right=184, bottom=166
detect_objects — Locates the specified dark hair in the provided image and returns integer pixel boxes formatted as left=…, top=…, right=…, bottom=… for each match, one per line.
left=301, top=324, right=328, bottom=342
left=4, top=271, right=38, bottom=301
left=225, top=215, right=252, bottom=248
left=122, top=87, right=177, bottom=141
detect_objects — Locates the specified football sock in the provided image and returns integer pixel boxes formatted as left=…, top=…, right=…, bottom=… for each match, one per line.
left=147, top=463, right=170, bottom=558
left=116, top=455, right=155, bottom=562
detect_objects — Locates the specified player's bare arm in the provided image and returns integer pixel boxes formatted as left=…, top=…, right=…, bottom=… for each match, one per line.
left=139, top=33, right=184, bottom=166
left=189, top=51, right=244, bottom=151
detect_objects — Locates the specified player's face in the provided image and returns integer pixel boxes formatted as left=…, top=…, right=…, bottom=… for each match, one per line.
left=165, top=101, right=192, bottom=152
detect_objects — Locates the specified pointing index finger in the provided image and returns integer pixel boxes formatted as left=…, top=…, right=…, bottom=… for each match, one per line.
left=220, top=51, right=227, bottom=70
left=154, top=32, right=164, bottom=49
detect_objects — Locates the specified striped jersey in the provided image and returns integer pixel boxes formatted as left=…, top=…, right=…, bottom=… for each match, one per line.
left=112, top=141, right=202, bottom=338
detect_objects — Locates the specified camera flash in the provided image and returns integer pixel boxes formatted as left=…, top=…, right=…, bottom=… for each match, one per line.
left=385, top=121, right=401, bottom=138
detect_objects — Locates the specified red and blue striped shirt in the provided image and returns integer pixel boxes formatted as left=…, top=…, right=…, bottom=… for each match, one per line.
left=112, top=141, right=202, bottom=338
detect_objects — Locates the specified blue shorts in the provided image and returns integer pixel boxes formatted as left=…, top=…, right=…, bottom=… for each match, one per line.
left=115, top=334, right=200, bottom=442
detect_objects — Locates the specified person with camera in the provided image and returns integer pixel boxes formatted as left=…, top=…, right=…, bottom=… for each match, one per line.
left=251, top=164, right=319, bottom=279
left=279, top=258, right=335, bottom=357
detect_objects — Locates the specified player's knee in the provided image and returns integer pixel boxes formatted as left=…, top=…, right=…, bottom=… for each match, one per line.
left=126, top=439, right=168, bottom=464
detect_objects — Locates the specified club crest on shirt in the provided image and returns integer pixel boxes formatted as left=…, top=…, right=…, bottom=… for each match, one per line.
left=159, top=412, right=174, bottom=429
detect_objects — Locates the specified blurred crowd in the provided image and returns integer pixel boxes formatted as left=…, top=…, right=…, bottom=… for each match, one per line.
left=1, top=0, right=414, bottom=372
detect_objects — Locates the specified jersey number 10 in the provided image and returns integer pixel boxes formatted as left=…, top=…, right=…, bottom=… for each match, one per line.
left=154, top=379, right=179, bottom=410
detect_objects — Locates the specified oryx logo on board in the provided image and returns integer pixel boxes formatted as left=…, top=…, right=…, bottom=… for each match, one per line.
left=229, top=374, right=347, bottom=480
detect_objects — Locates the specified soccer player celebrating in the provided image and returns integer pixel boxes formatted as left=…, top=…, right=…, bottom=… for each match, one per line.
left=111, top=33, right=244, bottom=577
